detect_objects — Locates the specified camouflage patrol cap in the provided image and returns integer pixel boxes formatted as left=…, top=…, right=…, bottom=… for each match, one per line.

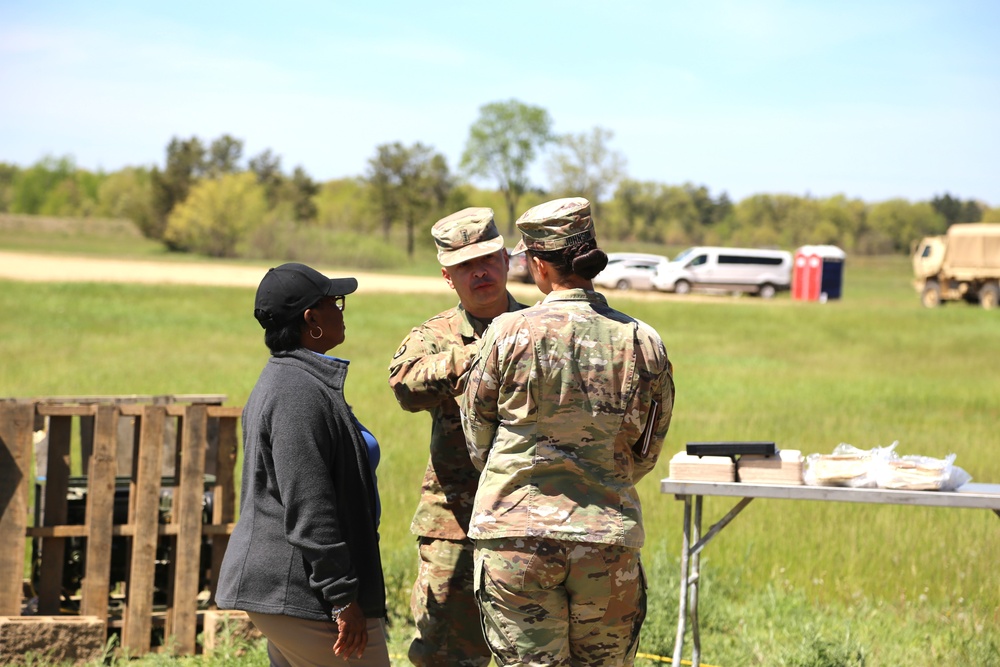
left=431, top=207, right=505, bottom=267
left=511, top=197, right=595, bottom=255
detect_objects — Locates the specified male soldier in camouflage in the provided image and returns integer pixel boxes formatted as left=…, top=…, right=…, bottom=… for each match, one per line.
left=388, top=207, right=527, bottom=667
left=461, top=197, right=675, bottom=667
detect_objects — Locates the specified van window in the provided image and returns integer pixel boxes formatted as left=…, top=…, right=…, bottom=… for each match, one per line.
left=674, top=248, right=695, bottom=263
left=688, top=254, right=708, bottom=267
left=920, top=245, right=932, bottom=258
left=718, top=254, right=784, bottom=266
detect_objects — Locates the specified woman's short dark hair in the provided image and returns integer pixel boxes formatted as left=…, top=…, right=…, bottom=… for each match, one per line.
left=528, top=239, right=608, bottom=281
left=263, top=298, right=325, bottom=352
left=264, top=318, right=303, bottom=353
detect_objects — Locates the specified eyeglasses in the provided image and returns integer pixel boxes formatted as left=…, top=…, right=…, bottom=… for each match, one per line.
left=312, top=295, right=346, bottom=312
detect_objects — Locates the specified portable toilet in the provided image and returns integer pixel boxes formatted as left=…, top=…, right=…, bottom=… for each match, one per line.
left=792, top=245, right=846, bottom=301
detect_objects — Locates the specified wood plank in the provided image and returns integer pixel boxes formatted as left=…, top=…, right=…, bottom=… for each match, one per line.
left=116, top=414, right=138, bottom=479
left=203, top=416, right=219, bottom=478
left=34, top=395, right=149, bottom=404
left=208, top=416, right=239, bottom=603
left=207, top=406, right=242, bottom=419
left=167, top=404, right=207, bottom=655
left=174, top=394, right=226, bottom=404
left=115, top=399, right=224, bottom=419
left=36, top=405, right=97, bottom=417
left=36, top=394, right=225, bottom=408
left=163, top=405, right=240, bottom=418
left=160, top=396, right=177, bottom=479
left=79, top=415, right=94, bottom=476
left=160, top=406, right=184, bottom=642
left=0, top=402, right=35, bottom=616
left=213, top=417, right=239, bottom=525
left=122, top=405, right=166, bottom=655
left=79, top=405, right=117, bottom=622
left=27, top=525, right=90, bottom=538
left=120, top=404, right=238, bottom=418
left=37, top=415, right=72, bottom=614
left=26, top=523, right=233, bottom=538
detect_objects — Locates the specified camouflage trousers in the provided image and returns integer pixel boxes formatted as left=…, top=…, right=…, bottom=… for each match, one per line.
left=474, top=537, right=647, bottom=667
left=408, top=537, right=492, bottom=667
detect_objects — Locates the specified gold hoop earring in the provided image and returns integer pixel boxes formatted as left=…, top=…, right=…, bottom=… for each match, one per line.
left=310, top=326, right=323, bottom=340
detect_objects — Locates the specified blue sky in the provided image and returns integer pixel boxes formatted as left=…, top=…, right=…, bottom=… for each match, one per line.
left=2, top=1, right=998, bottom=205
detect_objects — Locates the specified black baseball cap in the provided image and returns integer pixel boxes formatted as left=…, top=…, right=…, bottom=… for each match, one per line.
left=253, top=263, right=358, bottom=329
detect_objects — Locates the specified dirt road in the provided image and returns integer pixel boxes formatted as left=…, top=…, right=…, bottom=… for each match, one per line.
left=0, top=250, right=738, bottom=304
left=0, top=250, right=445, bottom=293
left=0, top=250, right=543, bottom=299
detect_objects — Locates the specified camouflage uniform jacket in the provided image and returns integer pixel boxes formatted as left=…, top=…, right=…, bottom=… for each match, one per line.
left=461, top=288, right=675, bottom=548
left=389, top=294, right=526, bottom=540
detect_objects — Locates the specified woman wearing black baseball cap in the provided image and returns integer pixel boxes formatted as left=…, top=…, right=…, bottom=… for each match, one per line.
left=217, top=263, right=390, bottom=666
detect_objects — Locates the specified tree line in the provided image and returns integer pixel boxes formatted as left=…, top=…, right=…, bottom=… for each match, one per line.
left=1, top=99, right=994, bottom=262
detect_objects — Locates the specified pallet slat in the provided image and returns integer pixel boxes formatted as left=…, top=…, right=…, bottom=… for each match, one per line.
left=168, top=405, right=208, bottom=655
left=117, top=404, right=238, bottom=418
left=0, top=403, right=34, bottom=616
left=28, top=523, right=238, bottom=538
left=122, top=405, right=166, bottom=655
left=80, top=405, right=117, bottom=622
left=208, top=416, right=238, bottom=603
left=36, top=405, right=97, bottom=417
left=37, top=416, right=72, bottom=614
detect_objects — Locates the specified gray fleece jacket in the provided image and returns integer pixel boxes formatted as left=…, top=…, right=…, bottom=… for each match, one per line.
left=216, top=348, right=386, bottom=620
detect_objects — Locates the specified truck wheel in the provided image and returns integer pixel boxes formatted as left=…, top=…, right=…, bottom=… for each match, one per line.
left=979, top=282, right=999, bottom=310
left=674, top=280, right=692, bottom=295
left=758, top=283, right=777, bottom=299
left=921, top=281, right=942, bottom=308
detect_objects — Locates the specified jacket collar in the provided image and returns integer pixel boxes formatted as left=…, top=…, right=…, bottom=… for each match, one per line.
left=272, top=348, right=348, bottom=390
left=541, top=288, right=608, bottom=307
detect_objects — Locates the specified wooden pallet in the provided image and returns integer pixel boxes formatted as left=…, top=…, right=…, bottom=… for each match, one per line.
left=0, top=396, right=241, bottom=657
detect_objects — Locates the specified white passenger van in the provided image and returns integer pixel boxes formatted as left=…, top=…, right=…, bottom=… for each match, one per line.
left=652, top=246, right=793, bottom=298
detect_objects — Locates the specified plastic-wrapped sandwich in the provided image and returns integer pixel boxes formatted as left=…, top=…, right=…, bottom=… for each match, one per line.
left=805, top=442, right=973, bottom=491
left=803, top=442, right=897, bottom=488
left=875, top=454, right=972, bottom=491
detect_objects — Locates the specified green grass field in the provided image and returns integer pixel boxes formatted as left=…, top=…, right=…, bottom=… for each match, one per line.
left=2, top=245, right=998, bottom=665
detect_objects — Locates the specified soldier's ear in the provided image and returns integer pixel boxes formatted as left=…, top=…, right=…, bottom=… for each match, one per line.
left=529, top=256, right=548, bottom=280
left=441, top=266, right=456, bottom=290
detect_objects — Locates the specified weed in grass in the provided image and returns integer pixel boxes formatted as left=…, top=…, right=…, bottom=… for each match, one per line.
left=784, top=635, right=866, bottom=667
left=19, top=650, right=58, bottom=667
left=195, top=617, right=266, bottom=667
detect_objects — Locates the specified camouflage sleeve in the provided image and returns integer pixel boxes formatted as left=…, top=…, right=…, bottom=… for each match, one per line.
left=630, top=329, right=675, bottom=482
left=388, top=325, right=478, bottom=412
left=462, top=316, right=536, bottom=471
left=461, top=330, right=499, bottom=471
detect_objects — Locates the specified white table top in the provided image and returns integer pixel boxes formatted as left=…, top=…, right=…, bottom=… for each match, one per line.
left=659, top=480, right=1000, bottom=511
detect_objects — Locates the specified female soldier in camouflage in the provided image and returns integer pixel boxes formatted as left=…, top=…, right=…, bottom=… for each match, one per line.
left=461, top=197, right=675, bottom=667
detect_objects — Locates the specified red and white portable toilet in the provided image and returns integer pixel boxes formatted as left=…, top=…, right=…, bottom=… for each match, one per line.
left=793, top=245, right=846, bottom=302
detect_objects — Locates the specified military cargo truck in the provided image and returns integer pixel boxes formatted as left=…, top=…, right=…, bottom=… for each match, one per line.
left=913, top=223, right=1000, bottom=309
